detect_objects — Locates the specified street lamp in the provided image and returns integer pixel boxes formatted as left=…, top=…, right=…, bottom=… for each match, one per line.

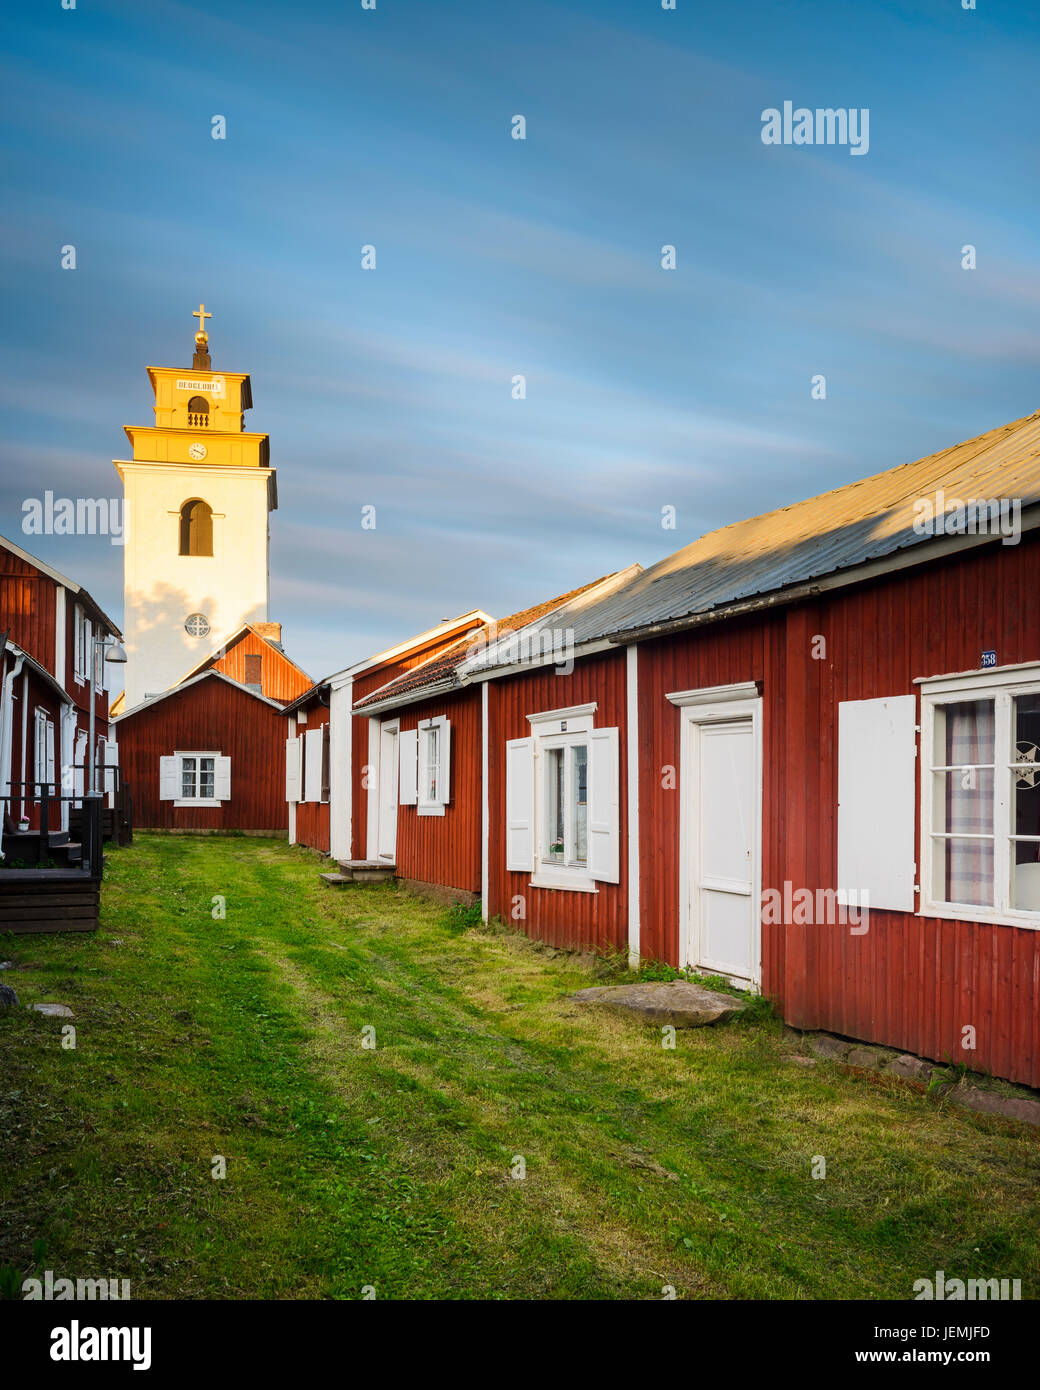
left=88, top=632, right=127, bottom=798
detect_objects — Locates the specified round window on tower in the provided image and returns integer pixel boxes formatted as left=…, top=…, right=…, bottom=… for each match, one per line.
left=185, top=613, right=211, bottom=639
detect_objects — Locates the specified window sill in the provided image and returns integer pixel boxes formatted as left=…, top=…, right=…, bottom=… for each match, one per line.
left=173, top=799, right=224, bottom=808
left=918, top=902, right=1040, bottom=930
left=529, top=873, right=598, bottom=894
left=417, top=802, right=446, bottom=817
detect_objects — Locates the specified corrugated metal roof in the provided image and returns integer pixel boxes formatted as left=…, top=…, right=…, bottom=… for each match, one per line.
left=465, top=409, right=1040, bottom=667
left=353, top=574, right=629, bottom=710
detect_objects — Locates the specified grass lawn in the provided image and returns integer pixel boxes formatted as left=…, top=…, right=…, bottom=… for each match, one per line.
left=1, top=833, right=1037, bottom=1300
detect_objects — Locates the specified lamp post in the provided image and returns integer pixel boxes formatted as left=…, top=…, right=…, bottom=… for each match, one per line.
left=88, top=628, right=127, bottom=798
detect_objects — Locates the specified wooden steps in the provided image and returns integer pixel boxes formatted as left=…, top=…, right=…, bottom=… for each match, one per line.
left=321, top=860, right=396, bottom=887
left=0, top=870, right=100, bottom=934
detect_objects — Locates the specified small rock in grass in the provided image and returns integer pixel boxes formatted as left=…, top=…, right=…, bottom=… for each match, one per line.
left=0, top=961, right=14, bottom=970
left=949, top=1086, right=1040, bottom=1127
left=846, top=1046, right=881, bottom=1069
left=32, top=1003, right=74, bottom=1018
left=889, top=1053, right=934, bottom=1082
left=570, top=980, right=746, bottom=1028
left=0, top=982, right=19, bottom=1011
left=808, top=1033, right=849, bottom=1061
left=783, top=1054, right=816, bottom=1067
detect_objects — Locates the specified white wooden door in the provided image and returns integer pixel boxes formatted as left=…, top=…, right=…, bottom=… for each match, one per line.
left=377, top=724, right=399, bottom=861
left=688, top=717, right=758, bottom=982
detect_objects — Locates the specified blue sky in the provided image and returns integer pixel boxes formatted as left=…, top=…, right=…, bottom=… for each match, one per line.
left=2, top=0, right=1039, bottom=682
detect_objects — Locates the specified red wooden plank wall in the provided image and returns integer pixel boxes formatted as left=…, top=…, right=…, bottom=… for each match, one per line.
left=211, top=632, right=312, bottom=704
left=0, top=565, right=57, bottom=673
left=296, top=800, right=330, bottom=852
left=636, top=612, right=785, bottom=971
left=347, top=626, right=483, bottom=860
left=395, top=689, right=481, bottom=892
left=295, top=705, right=330, bottom=852
left=636, top=533, right=1040, bottom=1087
left=487, top=649, right=629, bottom=953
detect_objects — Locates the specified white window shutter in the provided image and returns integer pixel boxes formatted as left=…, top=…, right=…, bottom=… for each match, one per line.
left=837, top=694, right=916, bottom=912
left=45, top=720, right=55, bottom=791
left=102, top=740, right=118, bottom=797
left=588, top=726, right=620, bottom=883
left=438, top=718, right=451, bottom=804
left=285, top=737, right=301, bottom=803
left=505, top=737, right=534, bottom=872
left=73, top=731, right=86, bottom=800
left=399, top=728, right=418, bottom=805
left=34, top=712, right=45, bottom=791
left=214, top=755, right=232, bottom=801
left=304, top=728, right=323, bottom=804
left=159, top=756, right=179, bottom=801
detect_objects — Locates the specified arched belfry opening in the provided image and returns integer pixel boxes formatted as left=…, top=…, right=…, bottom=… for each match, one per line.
left=179, top=498, right=213, bottom=556
left=186, top=395, right=210, bottom=428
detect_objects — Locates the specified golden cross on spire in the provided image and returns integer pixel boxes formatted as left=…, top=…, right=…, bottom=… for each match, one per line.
left=192, top=302, right=211, bottom=337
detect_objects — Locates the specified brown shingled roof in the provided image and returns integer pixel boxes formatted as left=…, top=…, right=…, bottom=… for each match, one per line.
left=352, top=575, right=618, bottom=711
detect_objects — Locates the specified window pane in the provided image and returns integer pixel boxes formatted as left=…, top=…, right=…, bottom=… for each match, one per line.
left=1011, top=694, right=1040, bottom=910
left=199, top=756, right=215, bottom=798
left=929, top=701, right=996, bottom=907
left=573, top=744, right=588, bottom=864
left=940, top=698, right=994, bottom=766
left=546, top=747, right=564, bottom=859
left=181, top=757, right=196, bottom=799
left=933, top=769, right=993, bottom=834
left=1013, top=693, right=1040, bottom=837
left=426, top=728, right=439, bottom=802
left=936, top=836, right=994, bottom=908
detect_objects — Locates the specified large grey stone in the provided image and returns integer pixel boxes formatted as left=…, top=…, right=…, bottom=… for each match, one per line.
left=889, top=1053, right=934, bottom=1082
left=569, top=980, right=747, bottom=1028
left=0, top=982, right=18, bottom=1012
left=32, top=1003, right=74, bottom=1018
left=949, top=1085, right=1040, bottom=1127
left=809, top=1033, right=850, bottom=1061
left=846, top=1046, right=882, bottom=1069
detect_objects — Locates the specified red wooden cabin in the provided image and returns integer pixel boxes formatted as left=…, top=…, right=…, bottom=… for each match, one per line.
left=116, top=672, right=289, bottom=832
left=468, top=410, right=1040, bottom=1087
left=0, top=534, right=122, bottom=840
left=351, top=581, right=622, bottom=902
left=115, top=620, right=311, bottom=833
left=284, top=611, right=493, bottom=862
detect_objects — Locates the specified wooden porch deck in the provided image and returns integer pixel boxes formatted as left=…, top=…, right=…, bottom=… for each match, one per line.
left=0, top=867, right=101, bottom=934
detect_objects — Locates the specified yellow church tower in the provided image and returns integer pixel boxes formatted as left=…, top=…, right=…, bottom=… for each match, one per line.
left=114, top=307, right=277, bottom=711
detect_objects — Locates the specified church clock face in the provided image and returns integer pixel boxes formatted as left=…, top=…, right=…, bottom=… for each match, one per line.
left=188, top=442, right=208, bottom=460
left=185, top=613, right=211, bottom=638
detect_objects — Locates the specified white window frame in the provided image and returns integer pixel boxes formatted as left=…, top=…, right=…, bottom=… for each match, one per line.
left=527, top=703, right=598, bottom=892
left=417, top=714, right=449, bottom=817
left=174, top=749, right=221, bottom=808
left=34, top=707, right=55, bottom=800
left=918, top=661, right=1040, bottom=930
left=72, top=604, right=87, bottom=684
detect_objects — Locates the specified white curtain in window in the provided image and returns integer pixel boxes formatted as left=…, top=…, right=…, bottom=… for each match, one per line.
left=944, top=700, right=995, bottom=906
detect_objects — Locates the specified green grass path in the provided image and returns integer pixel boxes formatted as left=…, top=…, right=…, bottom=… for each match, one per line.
left=1, top=835, right=1037, bottom=1299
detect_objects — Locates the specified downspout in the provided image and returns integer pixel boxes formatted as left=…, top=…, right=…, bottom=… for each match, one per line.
left=0, top=648, right=27, bottom=860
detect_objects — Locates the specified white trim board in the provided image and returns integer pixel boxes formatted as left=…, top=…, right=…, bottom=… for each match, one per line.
left=626, top=645, right=640, bottom=967
left=666, top=682, right=759, bottom=708
left=481, top=682, right=489, bottom=922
